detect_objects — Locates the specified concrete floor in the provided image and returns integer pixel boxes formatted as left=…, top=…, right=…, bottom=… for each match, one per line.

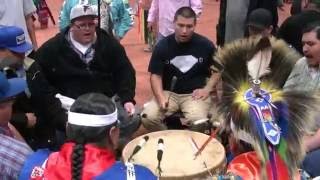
left=35, top=0, right=291, bottom=105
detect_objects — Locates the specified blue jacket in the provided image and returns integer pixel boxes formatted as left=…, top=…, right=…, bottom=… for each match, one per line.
left=59, top=0, right=132, bottom=39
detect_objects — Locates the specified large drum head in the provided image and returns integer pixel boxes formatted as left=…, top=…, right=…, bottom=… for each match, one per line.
left=122, top=130, right=226, bottom=179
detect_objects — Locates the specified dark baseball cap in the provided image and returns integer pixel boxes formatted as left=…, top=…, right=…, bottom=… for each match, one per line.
left=247, top=8, right=273, bottom=30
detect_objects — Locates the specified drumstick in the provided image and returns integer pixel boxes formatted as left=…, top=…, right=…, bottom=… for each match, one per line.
left=157, top=138, right=164, bottom=177
left=194, top=127, right=220, bottom=158
left=165, top=76, right=177, bottom=109
left=128, top=136, right=149, bottom=162
left=189, top=137, right=213, bottom=177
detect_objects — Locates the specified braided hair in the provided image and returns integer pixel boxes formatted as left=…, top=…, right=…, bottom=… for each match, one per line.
left=67, top=93, right=117, bottom=180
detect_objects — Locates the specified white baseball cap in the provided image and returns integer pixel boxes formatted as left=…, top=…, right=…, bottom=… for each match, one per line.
left=70, top=4, right=98, bottom=21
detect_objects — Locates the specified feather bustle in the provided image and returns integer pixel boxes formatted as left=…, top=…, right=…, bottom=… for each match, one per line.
left=215, top=36, right=319, bottom=178
left=247, top=37, right=272, bottom=80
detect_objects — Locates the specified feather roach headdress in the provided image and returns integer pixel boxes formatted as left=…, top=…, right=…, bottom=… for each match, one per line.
left=215, top=36, right=320, bottom=179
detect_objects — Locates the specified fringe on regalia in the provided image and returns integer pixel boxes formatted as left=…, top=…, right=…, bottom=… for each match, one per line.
left=215, top=36, right=320, bottom=179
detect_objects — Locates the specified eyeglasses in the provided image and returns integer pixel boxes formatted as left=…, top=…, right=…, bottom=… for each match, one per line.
left=73, top=22, right=96, bottom=30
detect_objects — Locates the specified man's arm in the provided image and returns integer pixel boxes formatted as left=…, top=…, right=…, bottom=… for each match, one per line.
left=58, top=0, right=70, bottom=31
left=190, top=0, right=202, bottom=17
left=23, top=0, right=37, bottom=50
left=204, top=71, right=221, bottom=92
left=192, top=71, right=221, bottom=100
left=150, top=74, right=167, bottom=109
left=113, top=1, right=132, bottom=39
left=147, top=0, right=158, bottom=31
left=25, top=14, right=38, bottom=50
left=109, top=39, right=136, bottom=115
left=110, top=39, right=136, bottom=105
left=193, top=41, right=222, bottom=100
left=27, top=59, right=67, bottom=131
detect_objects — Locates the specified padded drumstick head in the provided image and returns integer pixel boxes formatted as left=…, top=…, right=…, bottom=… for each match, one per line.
left=128, top=136, right=149, bottom=162
left=157, top=139, right=164, bottom=161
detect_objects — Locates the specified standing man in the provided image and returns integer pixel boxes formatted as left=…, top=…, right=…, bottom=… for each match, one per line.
left=147, top=0, right=202, bottom=42
left=139, top=0, right=155, bottom=52
left=217, top=0, right=278, bottom=46
left=31, top=4, right=137, bottom=148
left=0, top=0, right=38, bottom=54
left=141, top=7, right=222, bottom=132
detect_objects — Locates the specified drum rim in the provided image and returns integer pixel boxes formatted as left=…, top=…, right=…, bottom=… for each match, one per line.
left=122, top=130, right=226, bottom=179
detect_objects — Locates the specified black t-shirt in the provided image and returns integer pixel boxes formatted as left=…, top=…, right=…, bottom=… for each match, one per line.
left=148, top=33, right=218, bottom=94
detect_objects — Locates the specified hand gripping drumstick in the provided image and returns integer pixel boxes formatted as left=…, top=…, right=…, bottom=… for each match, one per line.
left=194, top=127, right=221, bottom=158
left=165, top=76, right=177, bottom=109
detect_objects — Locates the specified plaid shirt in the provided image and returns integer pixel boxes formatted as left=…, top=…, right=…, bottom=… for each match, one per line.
left=0, top=133, right=33, bottom=180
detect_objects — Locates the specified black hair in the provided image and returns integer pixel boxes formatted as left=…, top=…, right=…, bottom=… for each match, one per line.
left=302, top=21, right=320, bottom=40
left=173, top=6, right=197, bottom=23
left=67, top=93, right=117, bottom=180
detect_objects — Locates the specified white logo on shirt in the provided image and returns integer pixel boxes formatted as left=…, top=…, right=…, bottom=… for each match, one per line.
left=170, top=55, right=198, bottom=73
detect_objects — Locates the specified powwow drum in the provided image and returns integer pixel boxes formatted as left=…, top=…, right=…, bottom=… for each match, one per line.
left=122, top=130, right=226, bottom=179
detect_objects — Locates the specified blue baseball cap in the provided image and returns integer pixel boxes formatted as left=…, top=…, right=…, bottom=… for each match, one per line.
left=0, top=26, right=33, bottom=53
left=0, top=72, right=26, bottom=102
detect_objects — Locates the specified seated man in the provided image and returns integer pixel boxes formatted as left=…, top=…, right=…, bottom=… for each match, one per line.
left=30, top=4, right=138, bottom=148
left=19, top=93, right=157, bottom=179
left=284, top=21, right=320, bottom=177
left=0, top=72, right=33, bottom=179
left=0, top=26, right=44, bottom=149
left=141, top=7, right=222, bottom=132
